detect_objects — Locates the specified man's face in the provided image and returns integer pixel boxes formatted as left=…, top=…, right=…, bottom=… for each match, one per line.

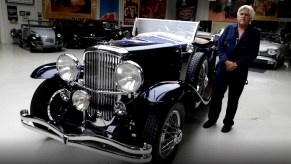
left=237, top=8, right=251, bottom=26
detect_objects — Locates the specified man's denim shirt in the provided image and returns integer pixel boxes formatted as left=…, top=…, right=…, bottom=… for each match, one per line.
left=217, top=24, right=260, bottom=69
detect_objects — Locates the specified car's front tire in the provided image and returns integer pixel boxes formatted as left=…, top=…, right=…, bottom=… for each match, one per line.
left=30, top=79, right=62, bottom=128
left=142, top=103, right=185, bottom=164
left=29, top=42, right=35, bottom=52
left=18, top=40, right=23, bottom=47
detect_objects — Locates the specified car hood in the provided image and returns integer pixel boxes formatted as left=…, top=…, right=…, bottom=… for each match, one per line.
left=112, top=33, right=188, bottom=47
left=259, top=40, right=280, bottom=51
left=31, top=28, right=55, bottom=36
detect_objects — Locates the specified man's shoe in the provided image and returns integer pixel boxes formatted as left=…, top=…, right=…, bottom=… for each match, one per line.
left=221, top=125, right=232, bottom=133
left=203, top=120, right=216, bottom=128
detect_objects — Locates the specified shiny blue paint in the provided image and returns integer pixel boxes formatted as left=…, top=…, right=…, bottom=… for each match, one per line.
left=140, top=81, right=194, bottom=104
left=30, top=62, right=58, bottom=79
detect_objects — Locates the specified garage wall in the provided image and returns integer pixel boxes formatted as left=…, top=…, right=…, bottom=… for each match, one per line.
left=0, top=2, right=4, bottom=43
left=0, top=0, right=42, bottom=44
left=0, top=0, right=208, bottom=44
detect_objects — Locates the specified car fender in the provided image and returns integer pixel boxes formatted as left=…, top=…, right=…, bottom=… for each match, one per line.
left=30, top=62, right=58, bottom=79
left=127, top=81, right=197, bottom=127
left=140, top=81, right=193, bottom=102
left=136, top=81, right=198, bottom=112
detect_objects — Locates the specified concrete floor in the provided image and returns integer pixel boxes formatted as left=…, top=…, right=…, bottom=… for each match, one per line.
left=1, top=43, right=291, bottom=164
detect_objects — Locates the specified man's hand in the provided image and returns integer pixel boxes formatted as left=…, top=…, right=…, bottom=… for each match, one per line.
left=224, top=60, right=237, bottom=72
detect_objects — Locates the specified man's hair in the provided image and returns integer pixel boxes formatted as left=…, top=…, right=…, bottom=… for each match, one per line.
left=237, top=5, right=256, bottom=19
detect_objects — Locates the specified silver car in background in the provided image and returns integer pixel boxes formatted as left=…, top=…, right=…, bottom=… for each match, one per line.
left=19, top=20, right=63, bottom=52
left=254, top=32, right=290, bottom=68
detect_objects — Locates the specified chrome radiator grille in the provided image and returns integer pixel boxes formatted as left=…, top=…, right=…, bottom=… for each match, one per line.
left=84, top=51, right=121, bottom=120
left=259, top=51, right=269, bottom=57
left=259, top=51, right=277, bottom=59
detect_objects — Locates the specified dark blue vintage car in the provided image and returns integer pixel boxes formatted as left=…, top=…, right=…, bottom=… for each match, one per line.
left=20, top=18, right=217, bottom=163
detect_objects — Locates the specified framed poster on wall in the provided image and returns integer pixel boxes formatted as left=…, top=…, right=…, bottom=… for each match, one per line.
left=7, top=5, right=18, bottom=22
left=100, top=0, right=119, bottom=23
left=252, top=0, right=279, bottom=19
left=140, top=0, right=167, bottom=19
left=42, top=0, right=97, bottom=19
left=208, top=0, right=246, bottom=22
left=123, top=0, right=139, bottom=26
left=6, top=0, right=34, bottom=5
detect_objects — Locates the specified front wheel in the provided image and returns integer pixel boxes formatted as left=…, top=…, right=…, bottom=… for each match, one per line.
left=18, top=40, right=23, bottom=47
left=30, top=42, right=35, bottom=52
left=142, top=103, right=185, bottom=164
left=30, top=79, right=62, bottom=128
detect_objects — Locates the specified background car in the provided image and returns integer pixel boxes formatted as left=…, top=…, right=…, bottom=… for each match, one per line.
left=254, top=31, right=291, bottom=68
left=18, top=20, right=63, bottom=52
left=54, top=19, right=127, bottom=48
left=20, top=18, right=218, bottom=164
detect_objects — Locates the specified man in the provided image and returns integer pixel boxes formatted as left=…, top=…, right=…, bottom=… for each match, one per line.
left=203, top=5, right=260, bottom=133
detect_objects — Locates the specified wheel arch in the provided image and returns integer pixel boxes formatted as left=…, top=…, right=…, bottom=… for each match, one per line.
left=30, top=62, right=58, bottom=79
left=137, top=81, right=199, bottom=113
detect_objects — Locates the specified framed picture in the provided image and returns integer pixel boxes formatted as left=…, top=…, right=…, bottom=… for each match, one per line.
left=19, top=11, right=25, bottom=16
left=100, top=0, right=119, bottom=23
left=123, top=0, right=139, bottom=26
left=42, top=0, right=97, bottom=19
left=6, top=0, right=34, bottom=5
left=252, top=0, right=279, bottom=19
left=25, top=11, right=30, bottom=16
left=7, top=5, right=18, bottom=22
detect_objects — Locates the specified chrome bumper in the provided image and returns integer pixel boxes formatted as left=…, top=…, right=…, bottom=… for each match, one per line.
left=254, top=56, right=277, bottom=65
left=20, top=109, right=152, bottom=163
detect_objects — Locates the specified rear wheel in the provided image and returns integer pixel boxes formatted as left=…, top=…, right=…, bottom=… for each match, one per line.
left=142, top=103, right=185, bottom=164
left=186, top=52, right=209, bottom=107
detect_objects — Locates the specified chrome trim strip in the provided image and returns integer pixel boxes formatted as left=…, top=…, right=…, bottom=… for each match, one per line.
left=97, top=45, right=128, bottom=54
left=20, top=109, right=152, bottom=163
left=125, top=43, right=178, bottom=51
left=255, top=56, right=277, bottom=63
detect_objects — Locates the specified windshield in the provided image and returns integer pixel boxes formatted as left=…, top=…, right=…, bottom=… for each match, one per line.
left=132, top=18, right=199, bottom=43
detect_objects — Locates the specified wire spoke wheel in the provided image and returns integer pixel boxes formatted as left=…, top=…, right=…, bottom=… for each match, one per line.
left=142, top=103, right=185, bottom=163
left=159, top=110, right=182, bottom=158
left=197, top=59, right=209, bottom=94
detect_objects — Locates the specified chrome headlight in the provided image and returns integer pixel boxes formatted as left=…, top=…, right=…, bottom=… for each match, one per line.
left=56, top=54, right=81, bottom=82
left=114, top=61, right=143, bottom=92
left=267, top=49, right=277, bottom=56
left=72, top=90, right=90, bottom=112
left=57, top=33, right=61, bottom=37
